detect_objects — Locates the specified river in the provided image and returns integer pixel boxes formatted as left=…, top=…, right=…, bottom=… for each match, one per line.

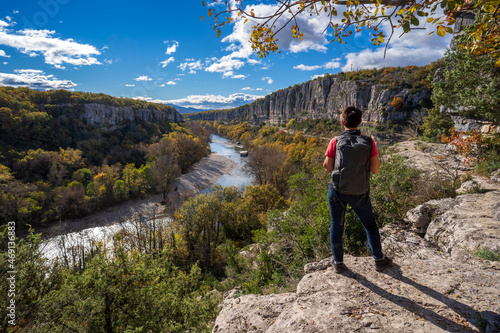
left=207, top=134, right=253, bottom=190
left=41, top=134, right=254, bottom=261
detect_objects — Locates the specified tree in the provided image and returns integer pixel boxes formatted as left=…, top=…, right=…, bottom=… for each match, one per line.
left=203, top=0, right=500, bottom=64
left=245, top=144, right=291, bottom=195
left=148, top=139, right=181, bottom=203
left=432, top=36, right=500, bottom=123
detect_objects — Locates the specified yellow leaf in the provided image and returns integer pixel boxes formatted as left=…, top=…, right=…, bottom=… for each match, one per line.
left=437, top=26, right=445, bottom=37
left=217, top=29, right=221, bottom=38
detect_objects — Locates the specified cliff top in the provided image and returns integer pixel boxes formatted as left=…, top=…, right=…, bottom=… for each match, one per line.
left=212, top=141, right=500, bottom=333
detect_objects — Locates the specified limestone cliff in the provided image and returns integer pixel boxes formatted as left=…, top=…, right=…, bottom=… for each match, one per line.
left=188, top=77, right=431, bottom=126
left=80, top=103, right=183, bottom=127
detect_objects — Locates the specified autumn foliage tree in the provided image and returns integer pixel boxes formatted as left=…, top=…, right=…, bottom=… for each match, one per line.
left=203, top=0, right=500, bottom=65
left=245, top=144, right=292, bottom=196
left=202, top=0, right=500, bottom=66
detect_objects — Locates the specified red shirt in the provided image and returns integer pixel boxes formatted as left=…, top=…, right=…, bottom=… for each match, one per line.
left=325, top=136, right=378, bottom=161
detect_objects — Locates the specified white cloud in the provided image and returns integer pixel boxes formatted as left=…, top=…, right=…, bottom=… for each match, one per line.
left=0, top=69, right=77, bottom=90
left=324, top=59, right=341, bottom=69
left=205, top=55, right=245, bottom=73
left=13, top=10, right=19, bottom=14
left=160, top=56, right=175, bottom=68
left=294, top=58, right=341, bottom=71
left=207, top=0, right=224, bottom=7
left=262, top=76, right=273, bottom=84
left=164, top=40, right=179, bottom=55
left=202, top=1, right=335, bottom=77
left=341, top=17, right=452, bottom=71
left=134, top=75, right=153, bottom=81
left=164, top=92, right=265, bottom=110
left=178, top=59, right=203, bottom=74
left=221, top=70, right=247, bottom=79
left=311, top=74, right=326, bottom=80
left=294, top=64, right=322, bottom=71
left=256, top=88, right=263, bottom=91
left=242, top=87, right=253, bottom=91
left=247, top=59, right=261, bottom=65
left=125, top=84, right=135, bottom=87
left=0, top=49, right=9, bottom=57
left=166, top=81, right=176, bottom=85
left=200, top=1, right=337, bottom=78
left=0, top=20, right=101, bottom=69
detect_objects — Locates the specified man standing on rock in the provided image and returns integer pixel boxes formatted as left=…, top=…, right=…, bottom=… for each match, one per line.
left=323, top=106, right=393, bottom=274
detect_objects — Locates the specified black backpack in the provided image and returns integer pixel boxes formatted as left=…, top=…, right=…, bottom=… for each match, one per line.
left=330, top=130, right=372, bottom=195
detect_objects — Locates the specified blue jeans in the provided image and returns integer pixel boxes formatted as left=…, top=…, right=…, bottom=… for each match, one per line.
left=327, top=184, right=383, bottom=263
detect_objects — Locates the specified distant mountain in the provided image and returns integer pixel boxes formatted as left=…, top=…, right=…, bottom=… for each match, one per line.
left=169, top=104, right=210, bottom=114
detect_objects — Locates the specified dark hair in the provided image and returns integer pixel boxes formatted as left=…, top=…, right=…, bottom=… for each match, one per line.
left=342, top=106, right=362, bottom=128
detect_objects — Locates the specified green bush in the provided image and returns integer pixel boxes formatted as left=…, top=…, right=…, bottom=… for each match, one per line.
left=420, top=106, right=454, bottom=143
left=473, top=246, right=500, bottom=261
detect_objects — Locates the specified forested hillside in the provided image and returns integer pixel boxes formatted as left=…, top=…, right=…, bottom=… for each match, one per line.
left=0, top=87, right=209, bottom=228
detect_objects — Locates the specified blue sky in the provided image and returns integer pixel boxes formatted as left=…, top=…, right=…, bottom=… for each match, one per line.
left=0, top=0, right=452, bottom=110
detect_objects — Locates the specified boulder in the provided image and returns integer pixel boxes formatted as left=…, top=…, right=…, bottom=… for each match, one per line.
left=424, top=191, right=500, bottom=262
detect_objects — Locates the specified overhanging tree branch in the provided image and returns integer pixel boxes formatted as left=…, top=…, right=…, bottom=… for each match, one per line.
left=202, top=0, right=500, bottom=65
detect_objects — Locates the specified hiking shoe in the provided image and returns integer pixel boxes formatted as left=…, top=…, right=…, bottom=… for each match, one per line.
left=333, top=262, right=347, bottom=274
left=375, top=257, right=393, bottom=272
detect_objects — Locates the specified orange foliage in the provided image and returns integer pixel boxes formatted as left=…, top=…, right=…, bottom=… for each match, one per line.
left=390, top=96, right=404, bottom=109
left=441, top=128, right=485, bottom=164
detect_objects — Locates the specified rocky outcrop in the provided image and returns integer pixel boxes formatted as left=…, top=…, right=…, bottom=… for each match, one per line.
left=189, top=78, right=431, bottom=126
left=214, top=207, right=500, bottom=333
left=212, top=141, right=500, bottom=333
left=214, top=254, right=500, bottom=333
left=440, top=106, right=500, bottom=134
left=80, top=103, right=182, bottom=127
left=402, top=191, right=500, bottom=262
left=214, top=187, right=500, bottom=333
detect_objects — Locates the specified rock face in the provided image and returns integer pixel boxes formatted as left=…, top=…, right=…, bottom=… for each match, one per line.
left=440, top=106, right=500, bottom=134
left=189, top=78, right=431, bottom=125
left=403, top=191, right=500, bottom=262
left=80, top=103, right=182, bottom=127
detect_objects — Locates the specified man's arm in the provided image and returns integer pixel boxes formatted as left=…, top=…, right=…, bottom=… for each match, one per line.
left=370, top=155, right=380, bottom=174
left=323, top=156, right=334, bottom=173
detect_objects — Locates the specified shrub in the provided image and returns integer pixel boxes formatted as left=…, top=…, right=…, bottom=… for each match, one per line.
left=390, top=96, right=404, bottom=109
left=473, top=246, right=500, bottom=261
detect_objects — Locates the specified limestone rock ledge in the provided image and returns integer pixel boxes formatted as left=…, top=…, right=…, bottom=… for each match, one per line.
left=213, top=144, right=500, bottom=333
left=213, top=188, right=500, bottom=333
left=213, top=255, right=499, bottom=333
